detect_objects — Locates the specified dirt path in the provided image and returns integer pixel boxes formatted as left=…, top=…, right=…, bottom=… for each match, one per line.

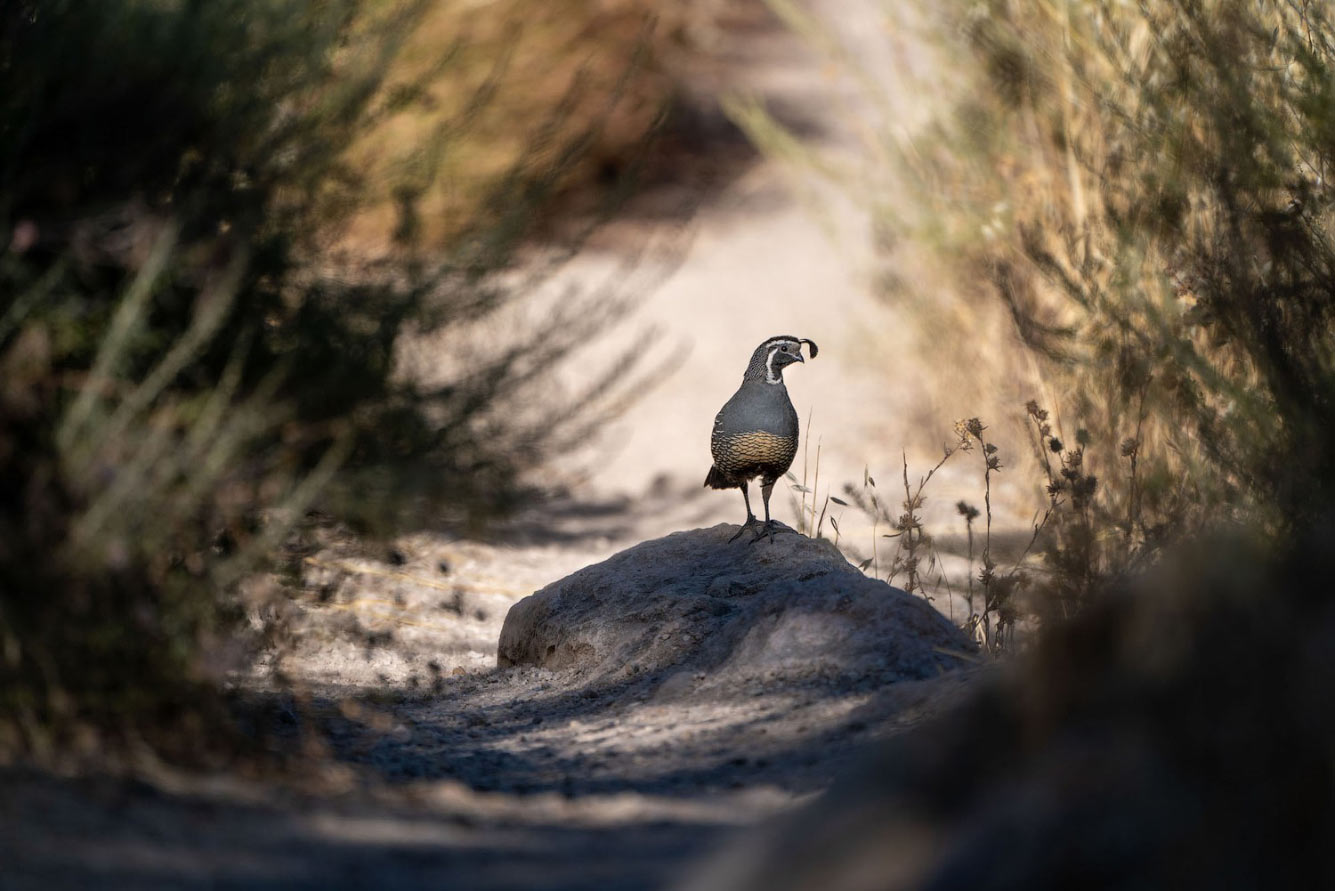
left=3, top=651, right=974, bottom=890
left=4, top=483, right=981, bottom=889
left=544, top=0, right=1033, bottom=558
left=548, top=21, right=911, bottom=529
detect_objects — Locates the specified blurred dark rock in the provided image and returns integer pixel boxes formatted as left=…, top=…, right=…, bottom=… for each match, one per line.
left=497, top=524, right=971, bottom=692
left=683, top=536, right=1335, bottom=891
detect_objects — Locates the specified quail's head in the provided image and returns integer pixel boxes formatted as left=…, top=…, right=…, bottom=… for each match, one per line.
left=750, top=336, right=818, bottom=377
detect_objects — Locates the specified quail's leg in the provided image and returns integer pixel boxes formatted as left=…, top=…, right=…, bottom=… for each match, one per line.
left=728, top=481, right=760, bottom=543
left=752, top=478, right=795, bottom=543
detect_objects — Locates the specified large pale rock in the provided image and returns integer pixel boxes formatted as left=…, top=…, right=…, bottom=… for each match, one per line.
left=497, top=524, right=972, bottom=690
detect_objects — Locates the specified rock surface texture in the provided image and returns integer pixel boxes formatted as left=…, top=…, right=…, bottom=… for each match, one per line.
left=498, top=524, right=972, bottom=692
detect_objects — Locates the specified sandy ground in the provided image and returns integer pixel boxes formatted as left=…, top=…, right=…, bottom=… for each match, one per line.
left=3, top=493, right=982, bottom=889
left=2, top=665, right=976, bottom=890
left=3, top=4, right=1020, bottom=888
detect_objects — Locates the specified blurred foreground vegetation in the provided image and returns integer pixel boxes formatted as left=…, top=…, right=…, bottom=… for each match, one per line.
left=0, top=0, right=727, bottom=764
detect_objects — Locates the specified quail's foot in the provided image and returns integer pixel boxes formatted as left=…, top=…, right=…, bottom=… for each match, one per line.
left=749, top=520, right=796, bottom=545
left=728, top=515, right=761, bottom=543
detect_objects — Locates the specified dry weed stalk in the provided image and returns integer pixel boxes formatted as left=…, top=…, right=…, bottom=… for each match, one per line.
left=786, top=415, right=849, bottom=541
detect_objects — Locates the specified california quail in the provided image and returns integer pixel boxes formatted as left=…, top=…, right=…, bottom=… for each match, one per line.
left=705, top=335, right=818, bottom=542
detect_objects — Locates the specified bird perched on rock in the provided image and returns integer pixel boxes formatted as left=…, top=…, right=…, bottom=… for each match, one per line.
left=705, top=335, right=818, bottom=542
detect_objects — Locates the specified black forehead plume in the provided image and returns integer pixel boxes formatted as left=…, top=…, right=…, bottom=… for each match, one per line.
left=761, top=336, right=818, bottom=358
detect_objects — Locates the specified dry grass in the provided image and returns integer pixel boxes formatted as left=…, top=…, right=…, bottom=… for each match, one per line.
left=895, top=0, right=1335, bottom=527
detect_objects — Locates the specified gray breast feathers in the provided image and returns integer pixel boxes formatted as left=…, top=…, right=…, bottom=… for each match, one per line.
left=712, top=380, right=798, bottom=440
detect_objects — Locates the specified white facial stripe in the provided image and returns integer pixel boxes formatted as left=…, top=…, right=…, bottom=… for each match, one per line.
left=763, top=339, right=800, bottom=384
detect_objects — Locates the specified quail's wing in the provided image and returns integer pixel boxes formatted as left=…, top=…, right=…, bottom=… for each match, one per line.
left=710, top=405, right=727, bottom=449
left=711, top=388, right=745, bottom=436
left=710, top=390, right=743, bottom=453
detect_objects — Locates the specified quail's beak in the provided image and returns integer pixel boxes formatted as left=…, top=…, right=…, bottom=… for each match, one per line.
left=793, top=352, right=804, bottom=363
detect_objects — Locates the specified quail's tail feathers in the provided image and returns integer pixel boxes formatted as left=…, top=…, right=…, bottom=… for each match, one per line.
left=704, top=465, right=730, bottom=489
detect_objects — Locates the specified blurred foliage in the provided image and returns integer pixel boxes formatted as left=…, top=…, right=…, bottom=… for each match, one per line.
left=0, top=0, right=684, bottom=763
left=338, top=0, right=732, bottom=252
left=897, top=0, right=1335, bottom=610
